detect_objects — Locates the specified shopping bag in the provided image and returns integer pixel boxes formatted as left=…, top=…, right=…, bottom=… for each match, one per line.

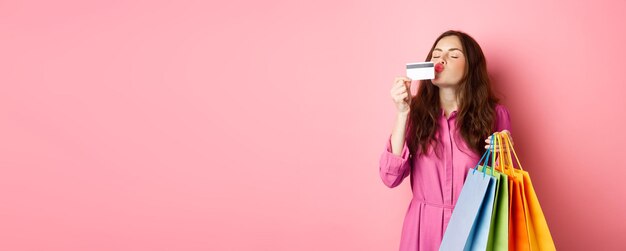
left=467, top=165, right=497, bottom=250
left=493, top=132, right=531, bottom=251
left=439, top=139, right=497, bottom=251
left=484, top=133, right=509, bottom=251
left=485, top=169, right=508, bottom=251
left=509, top=176, right=530, bottom=251
left=500, top=133, right=556, bottom=251
left=474, top=133, right=509, bottom=251
left=476, top=165, right=507, bottom=251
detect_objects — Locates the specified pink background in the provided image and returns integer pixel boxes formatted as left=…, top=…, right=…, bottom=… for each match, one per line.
left=1, top=0, right=625, bottom=250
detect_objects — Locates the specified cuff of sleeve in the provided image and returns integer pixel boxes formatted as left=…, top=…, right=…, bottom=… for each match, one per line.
left=380, top=136, right=410, bottom=175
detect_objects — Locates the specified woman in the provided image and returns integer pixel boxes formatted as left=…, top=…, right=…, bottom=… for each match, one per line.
left=379, top=30, right=513, bottom=251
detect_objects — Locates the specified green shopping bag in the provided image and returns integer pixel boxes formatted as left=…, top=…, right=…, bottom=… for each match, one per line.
left=481, top=168, right=508, bottom=251
left=487, top=133, right=509, bottom=251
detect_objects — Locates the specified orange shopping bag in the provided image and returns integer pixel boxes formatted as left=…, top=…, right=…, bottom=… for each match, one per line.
left=497, top=133, right=556, bottom=251
left=493, top=133, right=529, bottom=250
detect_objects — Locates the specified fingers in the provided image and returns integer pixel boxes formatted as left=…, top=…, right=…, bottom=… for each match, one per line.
left=484, top=135, right=497, bottom=145
left=392, top=91, right=409, bottom=103
left=390, top=85, right=410, bottom=103
left=483, top=130, right=517, bottom=153
left=394, top=77, right=413, bottom=90
left=391, top=76, right=414, bottom=103
left=484, top=145, right=510, bottom=152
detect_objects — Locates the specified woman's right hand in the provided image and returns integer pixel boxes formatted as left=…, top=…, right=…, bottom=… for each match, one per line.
left=391, top=76, right=413, bottom=113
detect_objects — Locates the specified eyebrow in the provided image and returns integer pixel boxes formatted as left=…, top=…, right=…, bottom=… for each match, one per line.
left=433, top=48, right=464, bottom=53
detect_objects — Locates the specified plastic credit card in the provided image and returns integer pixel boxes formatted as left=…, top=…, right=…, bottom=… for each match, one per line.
left=406, top=62, right=434, bottom=80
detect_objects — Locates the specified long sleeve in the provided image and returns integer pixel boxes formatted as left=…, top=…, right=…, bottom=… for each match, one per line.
left=494, top=104, right=512, bottom=132
left=379, top=135, right=412, bottom=188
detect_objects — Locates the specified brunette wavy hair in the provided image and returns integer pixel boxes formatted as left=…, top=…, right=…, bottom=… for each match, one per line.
left=407, top=30, right=499, bottom=157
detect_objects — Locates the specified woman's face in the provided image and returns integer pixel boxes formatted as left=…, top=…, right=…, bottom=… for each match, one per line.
left=430, top=35, right=466, bottom=86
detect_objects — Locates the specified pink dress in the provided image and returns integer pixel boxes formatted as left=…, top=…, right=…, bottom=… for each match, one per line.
left=379, top=104, right=512, bottom=251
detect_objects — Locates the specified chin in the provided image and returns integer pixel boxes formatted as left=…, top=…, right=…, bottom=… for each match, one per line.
left=432, top=79, right=445, bottom=86
left=432, top=80, right=457, bottom=87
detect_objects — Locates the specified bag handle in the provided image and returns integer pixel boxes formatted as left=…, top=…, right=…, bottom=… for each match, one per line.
left=501, top=132, right=524, bottom=171
left=492, top=132, right=501, bottom=175
left=494, top=132, right=510, bottom=175
left=473, top=134, right=495, bottom=177
left=493, top=131, right=522, bottom=179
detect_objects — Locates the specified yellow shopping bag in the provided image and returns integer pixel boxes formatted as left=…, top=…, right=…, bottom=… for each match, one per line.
left=497, top=133, right=556, bottom=251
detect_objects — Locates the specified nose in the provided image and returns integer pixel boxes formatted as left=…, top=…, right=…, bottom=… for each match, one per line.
left=433, top=59, right=446, bottom=67
left=439, top=55, right=448, bottom=64
left=434, top=56, right=446, bottom=65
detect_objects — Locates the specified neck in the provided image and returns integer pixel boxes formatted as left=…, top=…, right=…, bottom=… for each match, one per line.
left=439, top=86, right=458, bottom=118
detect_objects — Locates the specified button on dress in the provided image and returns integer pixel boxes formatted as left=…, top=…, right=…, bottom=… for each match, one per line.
left=379, top=104, right=512, bottom=251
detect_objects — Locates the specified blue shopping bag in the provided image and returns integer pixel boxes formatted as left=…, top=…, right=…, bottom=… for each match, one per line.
left=439, top=137, right=498, bottom=251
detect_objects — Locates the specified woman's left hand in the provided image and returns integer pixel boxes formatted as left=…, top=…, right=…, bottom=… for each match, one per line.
left=484, top=130, right=514, bottom=151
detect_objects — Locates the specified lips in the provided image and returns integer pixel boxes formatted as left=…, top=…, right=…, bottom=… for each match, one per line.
left=435, top=63, right=444, bottom=73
